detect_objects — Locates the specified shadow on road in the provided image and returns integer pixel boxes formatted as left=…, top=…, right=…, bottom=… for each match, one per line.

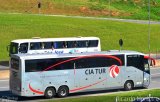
left=0, top=88, right=145, bottom=101
left=0, top=90, right=19, bottom=101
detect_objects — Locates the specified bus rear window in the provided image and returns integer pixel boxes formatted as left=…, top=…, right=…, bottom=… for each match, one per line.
left=11, top=58, right=19, bottom=70
left=88, top=40, right=98, bottom=47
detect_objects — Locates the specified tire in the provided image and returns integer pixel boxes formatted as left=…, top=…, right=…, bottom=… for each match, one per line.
left=124, top=81, right=133, bottom=91
left=57, top=86, right=69, bottom=98
left=44, top=87, right=56, bottom=99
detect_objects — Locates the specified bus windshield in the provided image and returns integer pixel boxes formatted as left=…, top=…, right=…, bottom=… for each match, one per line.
left=10, top=42, right=18, bottom=54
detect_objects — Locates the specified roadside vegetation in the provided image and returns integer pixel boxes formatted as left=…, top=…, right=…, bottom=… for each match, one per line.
left=0, top=13, right=160, bottom=61
left=44, top=89, right=160, bottom=102
left=0, top=0, right=159, bottom=20
left=0, top=0, right=160, bottom=61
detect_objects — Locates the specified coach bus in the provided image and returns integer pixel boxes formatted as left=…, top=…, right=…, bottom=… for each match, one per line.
left=8, top=37, right=100, bottom=55
left=9, top=50, right=155, bottom=98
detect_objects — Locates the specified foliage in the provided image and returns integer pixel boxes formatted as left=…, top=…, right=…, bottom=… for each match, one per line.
left=44, top=89, right=160, bottom=102
left=0, top=13, right=160, bottom=61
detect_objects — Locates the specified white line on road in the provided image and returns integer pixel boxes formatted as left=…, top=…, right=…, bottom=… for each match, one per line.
left=0, top=86, right=9, bottom=89
left=151, top=67, right=160, bottom=70
left=0, top=79, right=9, bottom=82
left=151, top=73, right=160, bottom=76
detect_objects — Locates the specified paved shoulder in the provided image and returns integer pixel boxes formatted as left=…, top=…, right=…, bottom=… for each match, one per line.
left=0, top=65, right=9, bottom=70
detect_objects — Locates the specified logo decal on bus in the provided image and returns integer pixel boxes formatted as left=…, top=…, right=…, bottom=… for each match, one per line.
left=28, top=54, right=123, bottom=94
left=29, top=83, right=44, bottom=95
left=55, top=50, right=64, bottom=54
left=69, top=49, right=79, bottom=53
left=109, top=65, right=120, bottom=78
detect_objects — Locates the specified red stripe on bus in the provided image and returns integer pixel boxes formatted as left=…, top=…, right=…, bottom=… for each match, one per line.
left=29, top=83, right=44, bottom=94
left=42, top=55, right=122, bottom=72
left=69, top=78, right=107, bottom=93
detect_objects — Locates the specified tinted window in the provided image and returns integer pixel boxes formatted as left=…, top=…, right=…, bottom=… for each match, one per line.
left=30, top=42, right=41, bottom=50
left=67, top=41, right=77, bottom=48
left=54, top=42, right=64, bottom=49
left=116, top=55, right=125, bottom=66
left=25, top=58, right=74, bottom=72
left=43, top=42, right=53, bottom=49
left=76, top=55, right=124, bottom=69
left=88, top=40, right=98, bottom=47
left=77, top=41, right=88, bottom=48
left=25, top=55, right=124, bottom=72
left=19, top=43, right=28, bottom=53
left=127, top=55, right=144, bottom=71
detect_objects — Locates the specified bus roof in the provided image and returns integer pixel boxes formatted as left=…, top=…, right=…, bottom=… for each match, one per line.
left=12, top=50, right=145, bottom=60
left=11, top=37, right=100, bottom=43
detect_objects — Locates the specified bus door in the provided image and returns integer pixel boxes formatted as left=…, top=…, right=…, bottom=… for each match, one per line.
left=127, top=55, right=145, bottom=86
left=143, top=57, right=151, bottom=87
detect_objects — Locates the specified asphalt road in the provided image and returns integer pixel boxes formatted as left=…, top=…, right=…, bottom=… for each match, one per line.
left=0, top=68, right=160, bottom=102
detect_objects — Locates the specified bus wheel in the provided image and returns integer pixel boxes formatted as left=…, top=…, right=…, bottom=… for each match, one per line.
left=124, top=81, right=133, bottom=91
left=57, top=86, right=69, bottom=98
left=44, top=87, right=56, bottom=99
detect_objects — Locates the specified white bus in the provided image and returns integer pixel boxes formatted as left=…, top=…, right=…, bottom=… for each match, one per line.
left=10, top=50, right=155, bottom=98
left=8, top=37, right=101, bottom=55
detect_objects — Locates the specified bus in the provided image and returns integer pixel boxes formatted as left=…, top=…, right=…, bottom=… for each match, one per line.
left=8, top=37, right=100, bottom=55
left=9, top=50, right=155, bottom=98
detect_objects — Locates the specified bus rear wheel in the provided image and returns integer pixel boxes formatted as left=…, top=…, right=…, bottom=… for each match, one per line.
left=44, top=87, right=56, bottom=99
left=57, top=86, right=69, bottom=98
left=124, top=81, right=133, bottom=91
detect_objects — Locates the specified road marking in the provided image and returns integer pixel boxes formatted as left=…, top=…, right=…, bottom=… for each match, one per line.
left=151, top=73, right=160, bottom=76
left=151, top=81, right=160, bottom=84
left=151, top=67, right=160, bottom=70
left=0, top=86, right=9, bottom=89
left=0, top=79, right=9, bottom=82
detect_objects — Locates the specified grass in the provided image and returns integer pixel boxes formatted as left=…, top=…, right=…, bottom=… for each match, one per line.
left=0, top=13, right=160, bottom=61
left=0, top=0, right=160, bottom=20
left=44, top=89, right=160, bottom=102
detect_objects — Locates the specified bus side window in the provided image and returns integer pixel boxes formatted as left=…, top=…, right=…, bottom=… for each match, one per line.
left=127, top=55, right=144, bottom=71
left=63, top=41, right=67, bottom=48
left=30, top=42, right=41, bottom=50
left=88, top=40, right=98, bottom=47
left=43, top=42, right=53, bottom=49
left=77, top=41, right=88, bottom=48
left=54, top=42, right=63, bottom=49
left=67, top=41, right=77, bottom=48
left=19, top=43, right=28, bottom=53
